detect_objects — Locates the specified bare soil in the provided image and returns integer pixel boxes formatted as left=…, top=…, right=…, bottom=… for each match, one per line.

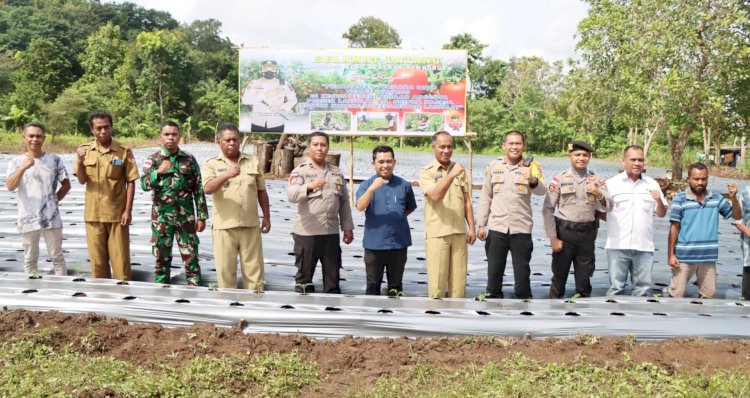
left=1, top=310, right=749, bottom=396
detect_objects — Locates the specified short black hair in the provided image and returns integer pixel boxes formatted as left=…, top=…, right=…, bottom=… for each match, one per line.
left=308, top=131, right=329, bottom=145
left=372, top=145, right=394, bottom=161
left=22, top=121, right=45, bottom=135
left=88, top=109, right=113, bottom=129
left=215, top=122, right=240, bottom=141
left=503, top=130, right=525, bottom=143
left=623, top=145, right=644, bottom=155
left=431, top=130, right=451, bottom=144
left=159, top=120, right=180, bottom=133
left=687, top=162, right=708, bottom=177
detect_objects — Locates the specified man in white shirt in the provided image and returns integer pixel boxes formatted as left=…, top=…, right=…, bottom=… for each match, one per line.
left=604, top=145, right=667, bottom=296
left=6, top=121, right=71, bottom=276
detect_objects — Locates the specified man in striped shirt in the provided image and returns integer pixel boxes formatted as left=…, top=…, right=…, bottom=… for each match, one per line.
left=667, top=162, right=740, bottom=298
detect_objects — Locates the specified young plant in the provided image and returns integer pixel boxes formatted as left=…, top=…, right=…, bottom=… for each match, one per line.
left=295, top=283, right=312, bottom=295
left=475, top=292, right=489, bottom=302
left=389, top=288, right=405, bottom=299
left=565, top=293, right=581, bottom=304
left=117, top=275, right=129, bottom=285
left=29, top=269, right=41, bottom=280
left=208, top=283, right=218, bottom=292
left=255, top=280, right=267, bottom=294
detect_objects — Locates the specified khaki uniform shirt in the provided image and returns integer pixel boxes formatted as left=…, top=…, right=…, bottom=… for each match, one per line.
left=202, top=153, right=266, bottom=230
left=419, top=159, right=469, bottom=239
left=542, top=168, right=613, bottom=238
left=287, top=159, right=354, bottom=236
left=74, top=139, right=139, bottom=223
left=476, top=158, right=547, bottom=234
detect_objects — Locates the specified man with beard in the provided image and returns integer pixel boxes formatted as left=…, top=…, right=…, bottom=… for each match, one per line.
left=476, top=131, right=546, bottom=299
left=242, top=60, right=298, bottom=132
left=604, top=145, right=667, bottom=296
left=667, top=163, right=740, bottom=298
left=141, top=121, right=208, bottom=285
left=543, top=141, right=613, bottom=298
left=355, top=145, right=417, bottom=296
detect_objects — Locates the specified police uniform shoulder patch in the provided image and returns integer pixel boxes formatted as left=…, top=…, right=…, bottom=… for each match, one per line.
left=289, top=172, right=302, bottom=185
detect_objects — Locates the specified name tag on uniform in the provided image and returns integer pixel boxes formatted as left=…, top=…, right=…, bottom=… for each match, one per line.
left=111, top=158, right=123, bottom=166
left=561, top=184, right=576, bottom=194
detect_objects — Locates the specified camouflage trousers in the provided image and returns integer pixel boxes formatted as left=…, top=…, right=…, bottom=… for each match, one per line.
left=151, top=213, right=201, bottom=286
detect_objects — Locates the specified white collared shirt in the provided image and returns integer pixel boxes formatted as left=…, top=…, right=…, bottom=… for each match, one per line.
left=604, top=172, right=667, bottom=251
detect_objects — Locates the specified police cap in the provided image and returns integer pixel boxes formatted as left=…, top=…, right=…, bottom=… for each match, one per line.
left=567, top=140, right=594, bottom=153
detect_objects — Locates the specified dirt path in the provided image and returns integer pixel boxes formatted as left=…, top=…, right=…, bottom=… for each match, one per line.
left=1, top=310, right=749, bottom=396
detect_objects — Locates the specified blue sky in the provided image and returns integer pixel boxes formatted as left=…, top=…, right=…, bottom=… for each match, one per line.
left=113, top=0, right=589, bottom=61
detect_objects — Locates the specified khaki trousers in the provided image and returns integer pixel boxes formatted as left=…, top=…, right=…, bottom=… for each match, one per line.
left=668, top=262, right=717, bottom=298
left=22, top=228, right=66, bottom=276
left=425, top=233, right=467, bottom=298
left=85, top=221, right=132, bottom=281
left=213, top=227, right=264, bottom=289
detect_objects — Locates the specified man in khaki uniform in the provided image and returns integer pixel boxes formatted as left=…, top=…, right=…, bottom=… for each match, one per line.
left=287, top=131, right=354, bottom=294
left=74, top=110, right=139, bottom=280
left=543, top=141, right=613, bottom=298
left=477, top=131, right=546, bottom=299
left=203, top=123, right=271, bottom=289
left=419, top=131, right=476, bottom=298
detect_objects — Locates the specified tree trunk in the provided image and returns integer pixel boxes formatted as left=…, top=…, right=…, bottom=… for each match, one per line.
left=662, top=117, right=694, bottom=181
left=642, top=124, right=657, bottom=159
left=701, top=116, right=711, bottom=164
left=713, top=129, right=721, bottom=167
left=742, top=136, right=747, bottom=169
left=271, top=133, right=289, bottom=177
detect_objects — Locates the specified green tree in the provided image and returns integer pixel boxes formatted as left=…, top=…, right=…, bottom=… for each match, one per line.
left=80, top=23, right=125, bottom=84
left=342, top=16, right=401, bottom=48
left=118, top=29, right=191, bottom=121
left=14, top=37, right=75, bottom=104
left=577, top=0, right=749, bottom=179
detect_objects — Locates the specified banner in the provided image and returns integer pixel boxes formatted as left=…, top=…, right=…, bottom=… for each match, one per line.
left=239, top=48, right=468, bottom=135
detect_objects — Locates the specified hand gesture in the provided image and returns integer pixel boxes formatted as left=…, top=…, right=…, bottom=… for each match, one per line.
left=369, top=177, right=386, bottom=192
left=586, top=182, right=602, bottom=198
left=728, top=183, right=738, bottom=199
left=196, top=219, right=206, bottom=233
left=156, top=159, right=173, bottom=175
left=343, top=230, right=354, bottom=245
left=76, top=146, right=87, bottom=162
left=225, top=164, right=241, bottom=179
left=550, top=237, right=564, bottom=253
left=649, top=189, right=661, bottom=201
left=449, top=163, right=464, bottom=179
left=467, top=228, right=476, bottom=245
left=477, top=226, right=487, bottom=241
left=261, top=217, right=271, bottom=233
left=21, top=156, right=35, bottom=171
left=307, top=177, right=326, bottom=192
left=520, top=164, right=537, bottom=185
left=668, top=254, right=680, bottom=268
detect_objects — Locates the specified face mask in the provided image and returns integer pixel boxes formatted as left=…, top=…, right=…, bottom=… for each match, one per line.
left=263, top=71, right=276, bottom=79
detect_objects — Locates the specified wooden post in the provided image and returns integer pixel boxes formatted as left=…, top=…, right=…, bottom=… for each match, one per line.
left=464, top=135, right=473, bottom=190
left=349, top=136, right=354, bottom=206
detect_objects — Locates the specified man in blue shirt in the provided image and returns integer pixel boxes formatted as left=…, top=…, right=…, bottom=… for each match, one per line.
left=667, top=162, right=740, bottom=298
left=356, top=145, right=417, bottom=296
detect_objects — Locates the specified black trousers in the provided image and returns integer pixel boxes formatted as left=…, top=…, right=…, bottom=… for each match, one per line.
left=292, top=233, right=341, bottom=294
left=743, top=267, right=750, bottom=300
left=251, top=123, right=284, bottom=132
left=485, top=230, right=533, bottom=299
left=548, top=219, right=597, bottom=298
left=364, top=248, right=407, bottom=295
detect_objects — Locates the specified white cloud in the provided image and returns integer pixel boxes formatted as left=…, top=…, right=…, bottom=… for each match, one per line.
left=109, top=0, right=589, bottom=61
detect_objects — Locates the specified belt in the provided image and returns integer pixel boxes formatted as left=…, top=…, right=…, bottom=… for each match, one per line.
left=556, top=217, right=596, bottom=232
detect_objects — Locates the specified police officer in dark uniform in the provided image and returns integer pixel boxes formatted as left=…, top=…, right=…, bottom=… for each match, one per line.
left=542, top=141, right=613, bottom=298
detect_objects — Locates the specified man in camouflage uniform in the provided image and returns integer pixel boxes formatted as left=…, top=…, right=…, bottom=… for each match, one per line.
left=141, top=121, right=208, bottom=285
